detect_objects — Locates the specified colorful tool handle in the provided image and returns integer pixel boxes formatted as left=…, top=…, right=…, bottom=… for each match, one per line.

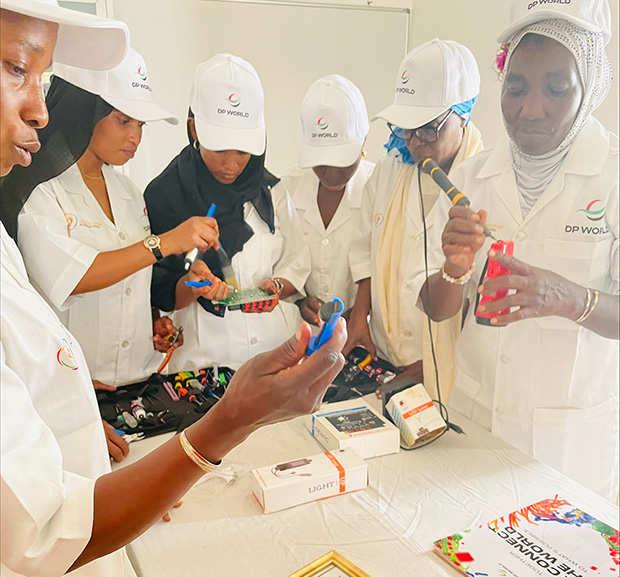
left=185, top=279, right=213, bottom=288
left=306, top=297, right=345, bottom=356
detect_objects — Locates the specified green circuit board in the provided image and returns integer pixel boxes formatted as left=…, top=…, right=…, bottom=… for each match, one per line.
left=214, top=288, right=275, bottom=310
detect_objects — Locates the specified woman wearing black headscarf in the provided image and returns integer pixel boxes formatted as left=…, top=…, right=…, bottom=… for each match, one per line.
left=145, top=53, right=310, bottom=372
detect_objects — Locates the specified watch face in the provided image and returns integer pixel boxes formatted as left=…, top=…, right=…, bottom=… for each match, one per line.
left=145, top=235, right=159, bottom=249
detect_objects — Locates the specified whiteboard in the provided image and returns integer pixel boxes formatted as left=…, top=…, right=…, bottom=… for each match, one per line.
left=111, top=0, right=411, bottom=189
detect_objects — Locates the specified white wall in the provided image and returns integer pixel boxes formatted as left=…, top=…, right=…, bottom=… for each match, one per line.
left=112, top=0, right=620, bottom=189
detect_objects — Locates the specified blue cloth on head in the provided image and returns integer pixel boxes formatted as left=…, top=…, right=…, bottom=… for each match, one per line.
left=383, top=95, right=478, bottom=165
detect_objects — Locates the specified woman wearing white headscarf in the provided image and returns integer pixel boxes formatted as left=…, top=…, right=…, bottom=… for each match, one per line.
left=414, top=0, right=618, bottom=501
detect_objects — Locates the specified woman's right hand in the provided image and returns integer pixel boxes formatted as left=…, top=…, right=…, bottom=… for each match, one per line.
left=188, top=259, right=230, bottom=301
left=441, top=206, right=488, bottom=278
left=343, top=308, right=376, bottom=358
left=160, top=216, right=220, bottom=257
left=299, top=295, right=325, bottom=326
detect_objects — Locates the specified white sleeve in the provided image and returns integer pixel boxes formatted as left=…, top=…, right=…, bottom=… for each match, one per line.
left=17, top=184, right=98, bottom=311
left=272, top=183, right=310, bottom=298
left=1, top=344, right=95, bottom=576
left=349, top=169, right=376, bottom=283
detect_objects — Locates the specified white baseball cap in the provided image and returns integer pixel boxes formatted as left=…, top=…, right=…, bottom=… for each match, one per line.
left=498, top=0, right=612, bottom=45
left=371, top=39, right=480, bottom=129
left=53, top=48, right=178, bottom=125
left=298, top=74, right=369, bottom=169
left=189, top=54, right=266, bottom=156
left=1, top=0, right=128, bottom=71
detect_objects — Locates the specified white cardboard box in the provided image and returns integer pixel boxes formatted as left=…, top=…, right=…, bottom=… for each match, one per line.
left=250, top=447, right=367, bottom=514
left=385, top=384, right=446, bottom=447
left=308, top=403, right=400, bottom=459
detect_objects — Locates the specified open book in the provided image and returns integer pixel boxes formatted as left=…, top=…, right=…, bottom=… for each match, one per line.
left=433, top=496, right=619, bottom=576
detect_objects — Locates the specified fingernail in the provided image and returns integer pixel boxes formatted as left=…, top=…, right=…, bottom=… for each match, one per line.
left=478, top=305, right=486, bottom=312
left=478, top=285, right=484, bottom=294
left=490, top=317, right=498, bottom=325
left=488, top=249, right=496, bottom=257
left=295, top=323, right=304, bottom=341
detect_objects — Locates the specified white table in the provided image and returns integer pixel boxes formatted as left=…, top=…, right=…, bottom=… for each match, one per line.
left=115, top=396, right=619, bottom=577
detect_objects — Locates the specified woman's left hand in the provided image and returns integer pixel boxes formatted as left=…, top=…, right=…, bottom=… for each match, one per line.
left=243, top=278, right=282, bottom=314
left=153, top=316, right=184, bottom=352
left=476, top=249, right=584, bottom=325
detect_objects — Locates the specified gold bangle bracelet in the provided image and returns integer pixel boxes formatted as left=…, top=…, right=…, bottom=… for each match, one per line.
left=576, top=289, right=599, bottom=324
left=179, top=429, right=221, bottom=474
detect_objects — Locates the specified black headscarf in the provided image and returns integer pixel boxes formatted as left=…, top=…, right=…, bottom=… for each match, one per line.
left=145, top=112, right=279, bottom=313
left=0, top=76, right=113, bottom=238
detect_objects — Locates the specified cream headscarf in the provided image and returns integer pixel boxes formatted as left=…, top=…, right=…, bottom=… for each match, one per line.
left=503, top=19, right=612, bottom=216
left=375, top=121, right=484, bottom=368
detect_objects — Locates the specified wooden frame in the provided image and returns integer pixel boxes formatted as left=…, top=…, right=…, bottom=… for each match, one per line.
left=288, top=551, right=372, bottom=577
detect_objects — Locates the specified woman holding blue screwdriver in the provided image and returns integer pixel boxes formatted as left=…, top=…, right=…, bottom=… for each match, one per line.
left=145, top=54, right=310, bottom=372
left=12, top=49, right=227, bottom=461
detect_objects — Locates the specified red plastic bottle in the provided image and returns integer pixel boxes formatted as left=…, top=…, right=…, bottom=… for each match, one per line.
left=475, top=241, right=514, bottom=326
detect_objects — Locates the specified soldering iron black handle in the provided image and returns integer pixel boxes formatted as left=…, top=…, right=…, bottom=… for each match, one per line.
left=419, top=157, right=470, bottom=207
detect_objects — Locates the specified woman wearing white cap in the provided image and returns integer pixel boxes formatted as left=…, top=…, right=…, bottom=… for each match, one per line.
left=346, top=39, right=483, bottom=391
left=274, top=75, right=374, bottom=325
left=145, top=53, right=310, bottom=371
left=13, top=48, right=227, bottom=460
left=1, top=5, right=345, bottom=575
left=415, top=0, right=618, bottom=500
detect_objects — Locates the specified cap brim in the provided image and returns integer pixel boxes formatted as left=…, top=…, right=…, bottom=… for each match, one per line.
left=2, top=0, right=128, bottom=70
left=298, top=140, right=364, bottom=169
left=194, top=116, right=266, bottom=156
left=103, top=96, right=179, bottom=125
left=497, top=12, right=610, bottom=43
left=371, top=103, right=449, bottom=130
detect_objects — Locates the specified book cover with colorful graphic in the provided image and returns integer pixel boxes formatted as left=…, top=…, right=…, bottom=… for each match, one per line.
left=433, top=496, right=619, bottom=576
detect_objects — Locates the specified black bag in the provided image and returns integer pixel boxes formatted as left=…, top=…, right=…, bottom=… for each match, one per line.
left=96, top=367, right=235, bottom=437
left=322, top=346, right=398, bottom=404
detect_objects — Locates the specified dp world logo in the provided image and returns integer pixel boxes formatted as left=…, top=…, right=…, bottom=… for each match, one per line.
left=227, top=93, right=241, bottom=107
left=577, top=199, right=606, bottom=221
left=137, top=66, right=147, bottom=81
left=400, top=70, right=410, bottom=84
left=317, top=117, right=329, bottom=130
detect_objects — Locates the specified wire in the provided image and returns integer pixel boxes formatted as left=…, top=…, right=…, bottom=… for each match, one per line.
left=398, top=164, right=463, bottom=450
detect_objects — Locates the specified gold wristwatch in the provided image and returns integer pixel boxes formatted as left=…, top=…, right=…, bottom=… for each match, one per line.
left=144, top=234, right=163, bottom=261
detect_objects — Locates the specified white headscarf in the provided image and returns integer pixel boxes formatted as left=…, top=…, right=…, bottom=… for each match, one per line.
left=503, top=18, right=612, bottom=216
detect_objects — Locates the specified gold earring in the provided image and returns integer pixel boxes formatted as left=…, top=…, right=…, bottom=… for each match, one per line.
left=361, top=150, right=367, bottom=158
left=193, top=140, right=200, bottom=151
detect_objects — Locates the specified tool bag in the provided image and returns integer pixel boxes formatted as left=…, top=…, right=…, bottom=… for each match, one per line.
left=96, top=367, right=235, bottom=437
left=322, top=346, right=398, bottom=404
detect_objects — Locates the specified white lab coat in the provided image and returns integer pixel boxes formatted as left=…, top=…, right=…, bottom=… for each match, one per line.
left=168, top=189, right=310, bottom=372
left=349, top=155, right=439, bottom=365
left=277, top=160, right=375, bottom=311
left=17, top=164, right=160, bottom=387
left=410, top=117, right=619, bottom=500
left=1, top=225, right=136, bottom=577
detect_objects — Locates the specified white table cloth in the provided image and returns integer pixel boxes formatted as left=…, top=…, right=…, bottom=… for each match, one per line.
left=115, top=396, right=619, bottom=576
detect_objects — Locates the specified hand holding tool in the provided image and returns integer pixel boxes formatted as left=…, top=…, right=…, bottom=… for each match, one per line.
left=419, top=157, right=497, bottom=241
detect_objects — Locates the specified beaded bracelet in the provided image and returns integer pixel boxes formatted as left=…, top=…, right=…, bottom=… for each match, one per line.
left=179, top=429, right=221, bottom=474
left=272, top=278, right=285, bottom=296
left=575, top=288, right=599, bottom=324
left=441, top=262, right=474, bottom=285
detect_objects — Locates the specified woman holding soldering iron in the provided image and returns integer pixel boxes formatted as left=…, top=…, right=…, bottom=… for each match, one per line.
left=413, top=0, right=619, bottom=502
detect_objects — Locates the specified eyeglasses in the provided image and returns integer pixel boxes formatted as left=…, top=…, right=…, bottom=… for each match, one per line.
left=388, top=109, right=454, bottom=144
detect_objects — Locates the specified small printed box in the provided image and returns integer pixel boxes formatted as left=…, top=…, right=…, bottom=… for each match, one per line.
left=250, top=447, right=367, bottom=514
left=308, top=403, right=400, bottom=459
left=385, top=384, right=446, bottom=448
